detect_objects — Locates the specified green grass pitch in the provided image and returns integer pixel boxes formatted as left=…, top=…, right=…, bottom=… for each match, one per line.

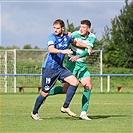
left=0, top=92, right=132, bottom=133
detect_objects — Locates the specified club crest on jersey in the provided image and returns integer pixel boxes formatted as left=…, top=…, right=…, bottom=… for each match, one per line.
left=44, top=85, right=50, bottom=91
left=64, top=37, right=67, bottom=41
left=46, top=78, right=51, bottom=84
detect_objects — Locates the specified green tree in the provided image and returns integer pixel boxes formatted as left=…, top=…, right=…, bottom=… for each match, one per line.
left=7, top=45, right=20, bottom=49
left=0, top=46, right=4, bottom=49
left=102, top=0, right=133, bottom=68
left=23, top=44, right=32, bottom=49
left=65, top=19, right=80, bottom=32
left=93, top=39, right=103, bottom=50
left=0, top=45, right=19, bottom=50
left=34, top=45, right=40, bottom=49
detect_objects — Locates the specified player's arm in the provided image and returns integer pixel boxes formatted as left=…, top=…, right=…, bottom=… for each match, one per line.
left=66, top=31, right=90, bottom=50
left=71, top=31, right=92, bottom=53
left=66, top=32, right=72, bottom=37
left=70, top=37, right=96, bottom=62
left=67, top=31, right=90, bottom=49
left=73, top=39, right=90, bottom=50
left=69, top=48, right=91, bottom=62
left=64, top=32, right=90, bottom=53
left=47, top=35, right=73, bottom=55
left=79, top=48, right=91, bottom=57
left=77, top=36, right=96, bottom=57
left=48, top=45, right=73, bottom=55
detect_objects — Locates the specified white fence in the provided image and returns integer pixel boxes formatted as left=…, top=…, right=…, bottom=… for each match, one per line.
left=0, top=49, right=102, bottom=93
left=0, top=73, right=133, bottom=93
left=91, top=74, right=133, bottom=92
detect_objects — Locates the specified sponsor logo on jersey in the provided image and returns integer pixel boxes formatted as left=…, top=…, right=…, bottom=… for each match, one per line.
left=58, top=43, right=67, bottom=48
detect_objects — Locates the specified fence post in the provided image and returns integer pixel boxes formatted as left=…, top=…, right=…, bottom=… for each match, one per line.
left=4, top=50, right=7, bottom=92
left=14, top=49, right=16, bottom=93
left=107, top=75, right=110, bottom=92
left=100, top=50, right=103, bottom=92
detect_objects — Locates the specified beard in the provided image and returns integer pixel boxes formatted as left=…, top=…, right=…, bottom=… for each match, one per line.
left=54, top=31, right=63, bottom=36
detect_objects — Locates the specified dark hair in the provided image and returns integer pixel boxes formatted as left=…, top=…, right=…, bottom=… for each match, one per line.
left=81, top=20, right=91, bottom=28
left=53, top=19, right=65, bottom=28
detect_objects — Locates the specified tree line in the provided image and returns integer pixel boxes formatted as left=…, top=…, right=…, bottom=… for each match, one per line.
left=0, top=0, right=132, bottom=68
left=65, top=0, right=133, bottom=68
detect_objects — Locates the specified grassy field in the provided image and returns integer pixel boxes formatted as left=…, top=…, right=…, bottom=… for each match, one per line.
left=0, top=92, right=132, bottom=133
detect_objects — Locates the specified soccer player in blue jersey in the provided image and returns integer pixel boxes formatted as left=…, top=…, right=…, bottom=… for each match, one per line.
left=31, top=19, right=91, bottom=120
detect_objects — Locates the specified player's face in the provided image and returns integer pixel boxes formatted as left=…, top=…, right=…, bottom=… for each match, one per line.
left=54, top=24, right=64, bottom=36
left=80, top=24, right=90, bottom=37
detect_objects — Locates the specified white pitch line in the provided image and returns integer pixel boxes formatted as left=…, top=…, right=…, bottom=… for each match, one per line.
left=38, top=102, right=133, bottom=105
left=93, top=102, right=133, bottom=105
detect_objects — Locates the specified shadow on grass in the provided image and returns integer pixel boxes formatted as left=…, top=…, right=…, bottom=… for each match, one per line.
left=89, top=114, right=128, bottom=119
left=40, top=116, right=80, bottom=120
left=39, top=114, right=128, bottom=120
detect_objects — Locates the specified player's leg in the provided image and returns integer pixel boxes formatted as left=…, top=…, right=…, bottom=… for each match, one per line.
left=80, top=76, right=92, bottom=120
left=49, top=82, right=69, bottom=95
left=63, top=75, right=79, bottom=107
left=62, top=83, right=70, bottom=93
left=31, top=68, right=58, bottom=120
left=31, top=91, right=49, bottom=120
left=49, top=57, right=76, bottom=96
left=61, top=59, right=78, bottom=104
left=49, top=86, right=63, bottom=95
left=60, top=68, right=79, bottom=117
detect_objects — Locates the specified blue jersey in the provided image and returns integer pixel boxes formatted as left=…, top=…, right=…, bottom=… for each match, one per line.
left=42, top=33, right=74, bottom=70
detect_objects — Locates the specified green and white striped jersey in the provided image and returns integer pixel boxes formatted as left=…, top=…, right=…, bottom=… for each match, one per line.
left=69, top=31, right=96, bottom=62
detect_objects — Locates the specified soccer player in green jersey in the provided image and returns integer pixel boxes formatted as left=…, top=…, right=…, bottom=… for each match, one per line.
left=49, top=20, right=96, bottom=120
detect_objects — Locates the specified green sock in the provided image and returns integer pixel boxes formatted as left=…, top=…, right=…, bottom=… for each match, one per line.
left=81, top=89, right=91, bottom=112
left=49, top=86, right=63, bottom=95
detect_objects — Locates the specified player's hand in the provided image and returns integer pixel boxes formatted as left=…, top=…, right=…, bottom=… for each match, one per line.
left=64, top=32, right=72, bottom=37
left=69, top=56, right=79, bottom=62
left=88, top=47, right=92, bottom=55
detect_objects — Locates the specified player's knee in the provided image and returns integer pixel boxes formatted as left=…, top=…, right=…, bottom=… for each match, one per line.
left=62, top=89, right=67, bottom=94
left=62, top=87, right=67, bottom=94
left=84, top=86, right=92, bottom=90
left=41, top=91, right=49, bottom=97
left=65, top=76, right=79, bottom=86
left=89, top=86, right=92, bottom=90
left=86, top=85, right=92, bottom=90
left=83, top=83, right=92, bottom=90
left=73, top=80, right=79, bottom=86
left=71, top=79, right=79, bottom=86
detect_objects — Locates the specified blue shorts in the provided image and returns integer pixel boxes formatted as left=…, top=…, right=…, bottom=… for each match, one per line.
left=42, top=67, right=73, bottom=92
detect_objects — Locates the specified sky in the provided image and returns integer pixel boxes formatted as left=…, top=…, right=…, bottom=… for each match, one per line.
left=0, top=0, right=131, bottom=49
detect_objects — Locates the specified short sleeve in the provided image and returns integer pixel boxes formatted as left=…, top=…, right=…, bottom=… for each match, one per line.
left=47, top=34, right=56, bottom=47
left=72, top=31, right=80, bottom=38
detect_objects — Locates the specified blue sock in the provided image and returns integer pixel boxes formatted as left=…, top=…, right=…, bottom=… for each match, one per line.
left=63, top=85, right=78, bottom=108
left=33, top=94, right=46, bottom=114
